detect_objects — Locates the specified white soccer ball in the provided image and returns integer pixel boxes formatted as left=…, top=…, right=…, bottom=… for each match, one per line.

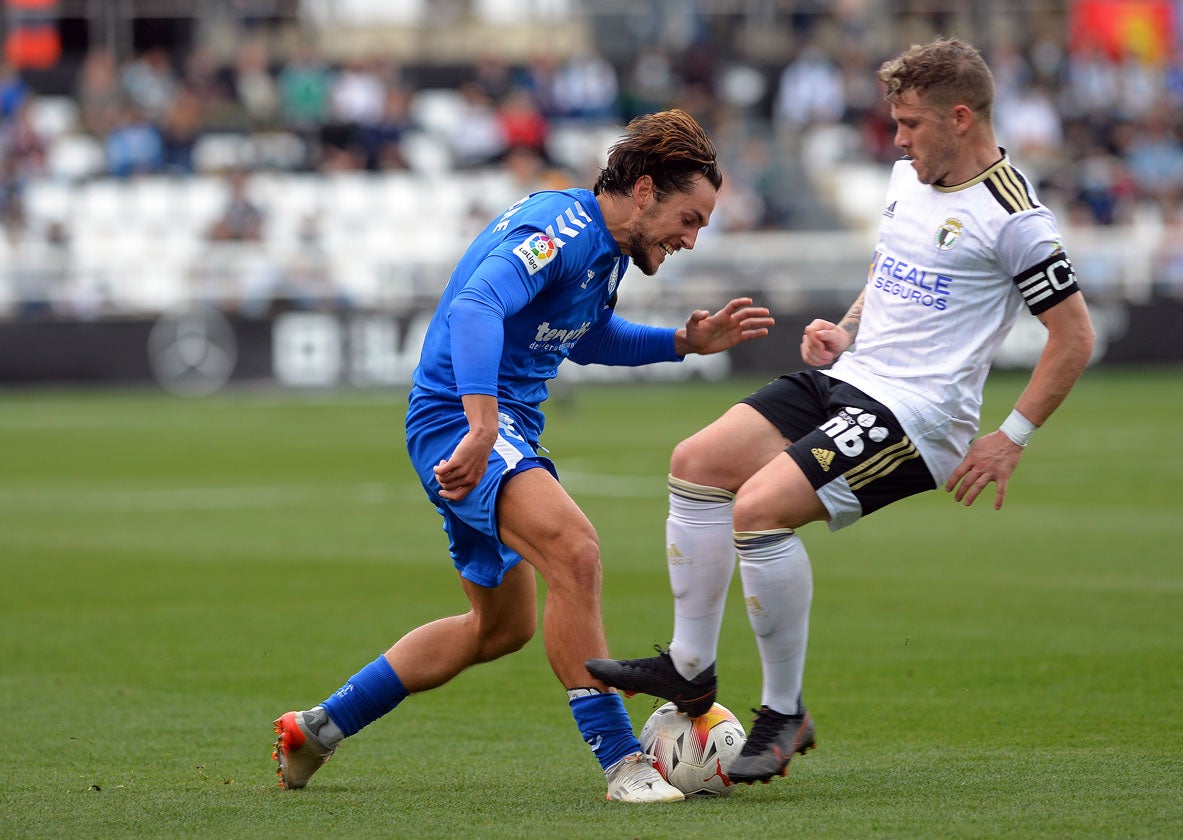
left=639, top=702, right=747, bottom=797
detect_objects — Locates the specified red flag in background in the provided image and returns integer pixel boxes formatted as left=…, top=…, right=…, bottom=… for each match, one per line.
left=1070, top=0, right=1177, bottom=64
left=4, top=0, right=61, bottom=69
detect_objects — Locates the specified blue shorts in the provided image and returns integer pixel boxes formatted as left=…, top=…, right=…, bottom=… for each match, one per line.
left=405, top=398, right=556, bottom=588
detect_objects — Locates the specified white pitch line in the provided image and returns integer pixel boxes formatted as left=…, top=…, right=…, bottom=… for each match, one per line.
left=559, top=471, right=664, bottom=498
left=0, top=471, right=664, bottom=515
left=0, top=483, right=411, bottom=514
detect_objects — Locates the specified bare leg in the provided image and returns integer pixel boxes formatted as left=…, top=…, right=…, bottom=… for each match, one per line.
left=496, top=467, right=611, bottom=689
left=384, top=562, right=537, bottom=692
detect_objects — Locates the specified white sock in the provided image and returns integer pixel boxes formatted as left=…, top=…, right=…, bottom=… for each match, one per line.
left=735, top=529, right=812, bottom=715
left=665, top=476, right=737, bottom=680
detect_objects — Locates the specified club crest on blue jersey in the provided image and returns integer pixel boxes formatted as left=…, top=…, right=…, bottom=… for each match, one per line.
left=514, top=232, right=558, bottom=274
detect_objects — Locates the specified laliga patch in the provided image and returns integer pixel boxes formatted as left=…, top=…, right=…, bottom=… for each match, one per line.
left=514, top=232, right=557, bottom=275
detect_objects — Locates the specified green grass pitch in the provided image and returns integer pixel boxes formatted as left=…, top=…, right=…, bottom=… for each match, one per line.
left=1, top=368, right=1180, bottom=839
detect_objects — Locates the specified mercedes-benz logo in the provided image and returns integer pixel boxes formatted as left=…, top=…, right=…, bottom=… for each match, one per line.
left=148, top=305, right=238, bottom=396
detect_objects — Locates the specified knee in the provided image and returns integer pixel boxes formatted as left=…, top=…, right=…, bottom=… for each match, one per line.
left=561, top=532, right=603, bottom=593
left=480, top=612, right=536, bottom=661
left=538, top=528, right=601, bottom=597
left=670, top=436, right=708, bottom=483
left=496, top=617, right=537, bottom=657
left=733, top=486, right=780, bottom=533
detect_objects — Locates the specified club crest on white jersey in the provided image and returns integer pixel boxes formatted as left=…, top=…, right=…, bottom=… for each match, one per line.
left=935, top=218, right=964, bottom=250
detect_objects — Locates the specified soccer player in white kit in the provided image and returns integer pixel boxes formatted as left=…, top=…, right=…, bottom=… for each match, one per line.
left=587, top=36, right=1096, bottom=784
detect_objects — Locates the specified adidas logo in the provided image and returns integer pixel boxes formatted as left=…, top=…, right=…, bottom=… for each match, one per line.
left=744, top=595, right=768, bottom=618
left=667, top=544, right=691, bottom=566
left=812, top=448, right=835, bottom=471
left=883, top=200, right=896, bottom=219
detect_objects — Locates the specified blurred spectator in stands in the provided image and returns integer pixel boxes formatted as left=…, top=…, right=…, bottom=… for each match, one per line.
left=233, top=37, right=279, bottom=129
left=1152, top=204, right=1183, bottom=298
left=1070, top=137, right=1137, bottom=226
left=1165, top=46, right=1183, bottom=110
left=2, top=188, right=69, bottom=318
left=505, top=144, right=570, bottom=193
left=121, top=46, right=179, bottom=122
left=1119, top=111, right=1183, bottom=214
left=183, top=45, right=240, bottom=130
left=0, top=61, right=29, bottom=120
left=988, top=39, right=1035, bottom=103
left=1114, top=45, right=1161, bottom=124
left=361, top=81, right=413, bottom=171
left=1060, top=38, right=1120, bottom=124
left=0, top=154, right=26, bottom=229
left=471, top=53, right=515, bottom=102
left=228, top=0, right=282, bottom=30
left=241, top=211, right=347, bottom=316
left=622, top=47, right=678, bottom=119
left=75, top=48, right=124, bottom=137
left=447, top=81, right=506, bottom=169
left=278, top=42, right=331, bottom=140
left=160, top=84, right=202, bottom=174
left=278, top=213, right=350, bottom=312
left=321, top=58, right=388, bottom=171
left=552, top=50, right=620, bottom=122
left=1, top=97, right=47, bottom=179
left=995, top=82, right=1063, bottom=178
left=208, top=169, right=264, bottom=242
left=105, top=104, right=164, bottom=177
left=773, top=41, right=846, bottom=140
left=711, top=159, right=764, bottom=233
left=838, top=41, right=881, bottom=129
left=1028, top=29, right=1068, bottom=89
left=517, top=53, right=563, bottom=120
left=496, top=87, right=549, bottom=160
left=724, top=134, right=791, bottom=230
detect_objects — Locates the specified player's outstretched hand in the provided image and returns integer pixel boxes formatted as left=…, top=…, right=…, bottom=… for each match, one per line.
left=675, top=297, right=774, bottom=356
left=801, top=319, right=852, bottom=367
left=945, top=430, right=1025, bottom=510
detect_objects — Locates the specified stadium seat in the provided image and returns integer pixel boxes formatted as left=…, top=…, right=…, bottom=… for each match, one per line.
left=23, top=179, right=73, bottom=229
left=400, top=131, right=452, bottom=176
left=192, top=133, right=254, bottom=173
left=26, top=95, right=80, bottom=140
left=46, top=134, right=106, bottom=181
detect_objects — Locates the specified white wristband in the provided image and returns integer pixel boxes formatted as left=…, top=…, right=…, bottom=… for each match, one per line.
left=999, top=409, right=1038, bottom=447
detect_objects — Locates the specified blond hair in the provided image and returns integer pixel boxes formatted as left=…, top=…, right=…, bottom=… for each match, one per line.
left=878, top=37, right=995, bottom=120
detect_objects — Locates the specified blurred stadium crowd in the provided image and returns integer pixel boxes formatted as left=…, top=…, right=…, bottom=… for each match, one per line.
left=1, top=0, right=1181, bottom=320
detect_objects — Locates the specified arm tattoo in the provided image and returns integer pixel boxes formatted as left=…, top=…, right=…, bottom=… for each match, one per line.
left=838, top=291, right=865, bottom=342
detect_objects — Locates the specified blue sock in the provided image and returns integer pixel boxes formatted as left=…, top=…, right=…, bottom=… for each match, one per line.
left=321, top=655, right=409, bottom=737
left=569, top=691, right=642, bottom=772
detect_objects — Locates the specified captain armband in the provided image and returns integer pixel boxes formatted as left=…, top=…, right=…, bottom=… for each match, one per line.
left=1013, top=252, right=1080, bottom=315
left=999, top=409, right=1038, bottom=447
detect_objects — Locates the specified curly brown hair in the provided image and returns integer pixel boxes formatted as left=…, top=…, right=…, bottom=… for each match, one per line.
left=878, top=37, right=995, bottom=121
left=593, top=109, right=722, bottom=198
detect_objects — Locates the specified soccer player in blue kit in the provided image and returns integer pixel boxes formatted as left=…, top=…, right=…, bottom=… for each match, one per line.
left=272, top=109, right=775, bottom=802
left=589, top=38, right=1096, bottom=786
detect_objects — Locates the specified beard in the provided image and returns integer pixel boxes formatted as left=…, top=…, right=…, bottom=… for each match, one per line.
left=627, top=229, right=660, bottom=276
left=626, top=204, right=664, bottom=276
left=915, top=133, right=960, bottom=186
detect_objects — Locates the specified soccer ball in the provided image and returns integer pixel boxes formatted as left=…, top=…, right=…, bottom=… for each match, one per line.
left=639, top=702, right=747, bottom=797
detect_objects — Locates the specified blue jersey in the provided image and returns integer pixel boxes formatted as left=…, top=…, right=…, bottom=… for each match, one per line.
left=410, top=188, right=680, bottom=444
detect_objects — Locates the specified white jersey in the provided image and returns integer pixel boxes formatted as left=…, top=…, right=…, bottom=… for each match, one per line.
left=827, top=154, right=1079, bottom=483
